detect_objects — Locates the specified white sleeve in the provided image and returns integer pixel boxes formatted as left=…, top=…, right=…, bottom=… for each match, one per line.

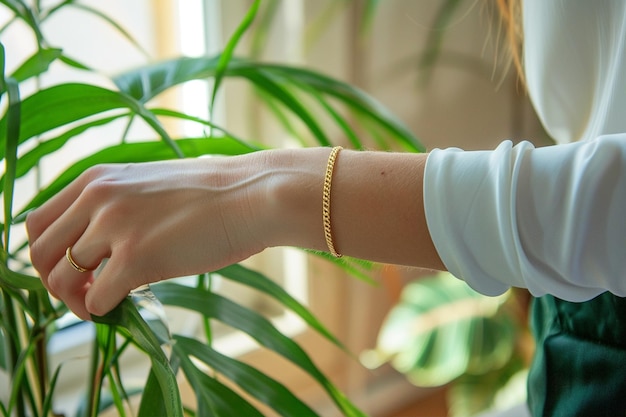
left=423, top=134, right=626, bottom=302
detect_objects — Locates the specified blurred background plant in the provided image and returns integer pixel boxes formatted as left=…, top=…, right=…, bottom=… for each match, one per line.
left=362, top=272, right=533, bottom=417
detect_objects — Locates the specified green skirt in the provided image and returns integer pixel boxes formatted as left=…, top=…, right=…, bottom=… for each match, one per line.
left=527, top=293, right=626, bottom=416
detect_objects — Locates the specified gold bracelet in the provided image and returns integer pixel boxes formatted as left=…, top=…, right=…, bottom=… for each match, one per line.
left=322, top=146, right=343, bottom=258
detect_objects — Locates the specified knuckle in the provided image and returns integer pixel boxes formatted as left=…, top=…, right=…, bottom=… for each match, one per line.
left=82, top=164, right=112, bottom=181
left=79, top=164, right=128, bottom=202
left=81, top=179, right=116, bottom=203
left=80, top=169, right=134, bottom=215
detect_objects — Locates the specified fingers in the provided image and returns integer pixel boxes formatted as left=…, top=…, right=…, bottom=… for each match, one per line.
left=26, top=167, right=107, bottom=281
left=45, top=236, right=109, bottom=320
left=26, top=166, right=115, bottom=318
left=41, top=231, right=138, bottom=320
left=47, top=262, right=94, bottom=321
left=32, top=211, right=145, bottom=320
left=28, top=198, right=92, bottom=287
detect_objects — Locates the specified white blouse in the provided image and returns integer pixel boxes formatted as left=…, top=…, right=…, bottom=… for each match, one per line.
left=423, top=0, right=626, bottom=301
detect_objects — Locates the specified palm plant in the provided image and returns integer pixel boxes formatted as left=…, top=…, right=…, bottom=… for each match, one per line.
left=0, top=1, right=424, bottom=416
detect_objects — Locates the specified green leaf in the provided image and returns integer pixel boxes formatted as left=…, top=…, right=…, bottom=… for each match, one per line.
left=0, top=83, right=134, bottom=155
left=231, top=63, right=422, bottom=151
left=305, top=249, right=376, bottom=285
left=0, top=42, right=5, bottom=93
left=57, top=54, right=92, bottom=71
left=0, top=262, right=43, bottom=291
left=76, top=383, right=144, bottom=417
left=137, top=368, right=170, bottom=417
left=8, top=48, right=63, bottom=85
left=92, top=299, right=183, bottom=417
left=0, top=327, right=7, bottom=373
left=248, top=0, right=281, bottom=59
left=0, top=83, right=183, bottom=160
left=42, top=363, right=64, bottom=417
left=2, top=77, right=19, bottom=247
left=19, top=137, right=256, bottom=213
left=306, top=87, right=363, bottom=149
left=149, top=107, right=263, bottom=151
left=370, top=273, right=515, bottom=387
left=253, top=86, right=304, bottom=144
left=210, top=0, right=261, bottom=113
left=0, top=270, right=40, bottom=317
left=362, top=0, right=383, bottom=32
left=448, top=360, right=528, bottom=417
left=114, top=56, right=220, bottom=102
left=7, top=340, right=35, bottom=416
left=230, top=68, right=331, bottom=146
left=136, top=372, right=162, bottom=417
left=151, top=282, right=367, bottom=417
left=176, top=351, right=264, bottom=417
left=216, top=263, right=345, bottom=351
left=174, top=336, right=320, bottom=417
left=0, top=0, right=44, bottom=45
left=0, top=115, right=125, bottom=193
left=40, top=0, right=77, bottom=19
left=113, top=57, right=423, bottom=151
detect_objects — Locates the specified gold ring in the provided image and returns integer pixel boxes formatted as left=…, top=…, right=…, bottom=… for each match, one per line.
left=66, top=246, right=89, bottom=273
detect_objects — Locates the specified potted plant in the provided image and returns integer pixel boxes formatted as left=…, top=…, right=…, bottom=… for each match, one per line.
left=0, top=1, right=424, bottom=416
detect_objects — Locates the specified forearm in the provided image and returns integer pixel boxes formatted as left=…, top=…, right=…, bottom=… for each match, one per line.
left=259, top=147, right=444, bottom=270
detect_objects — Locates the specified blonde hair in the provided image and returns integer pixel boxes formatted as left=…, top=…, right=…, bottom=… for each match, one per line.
left=495, top=0, right=524, bottom=83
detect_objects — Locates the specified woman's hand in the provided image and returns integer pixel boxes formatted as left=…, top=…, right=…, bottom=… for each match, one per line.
left=26, top=153, right=276, bottom=320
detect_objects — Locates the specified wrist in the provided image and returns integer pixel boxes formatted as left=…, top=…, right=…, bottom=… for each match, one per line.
left=251, top=147, right=442, bottom=270
left=257, top=148, right=329, bottom=252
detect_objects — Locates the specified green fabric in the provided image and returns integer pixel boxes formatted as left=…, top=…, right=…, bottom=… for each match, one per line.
left=527, top=293, right=626, bottom=417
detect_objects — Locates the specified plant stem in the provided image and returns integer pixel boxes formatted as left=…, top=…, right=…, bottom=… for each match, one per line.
left=198, top=273, right=213, bottom=346
left=16, top=302, right=43, bottom=417
left=1, top=291, right=25, bottom=417
left=120, top=115, right=134, bottom=144
left=34, top=324, right=48, bottom=413
left=86, top=329, right=101, bottom=417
